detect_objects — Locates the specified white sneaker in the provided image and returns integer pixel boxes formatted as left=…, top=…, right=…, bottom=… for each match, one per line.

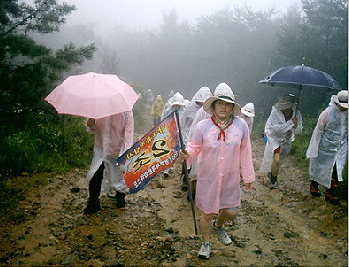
left=212, top=219, right=232, bottom=246
left=197, top=242, right=212, bottom=259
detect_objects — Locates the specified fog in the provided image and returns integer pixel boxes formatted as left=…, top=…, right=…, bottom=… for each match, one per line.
left=66, top=0, right=301, bottom=30
left=30, top=0, right=311, bottom=114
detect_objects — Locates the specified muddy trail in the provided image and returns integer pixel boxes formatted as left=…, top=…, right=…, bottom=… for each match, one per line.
left=0, top=137, right=347, bottom=266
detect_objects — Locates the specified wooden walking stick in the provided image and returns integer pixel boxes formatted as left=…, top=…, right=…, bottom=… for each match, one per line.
left=174, top=109, right=198, bottom=235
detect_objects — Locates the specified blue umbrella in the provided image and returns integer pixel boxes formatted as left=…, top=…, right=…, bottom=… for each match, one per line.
left=258, top=64, right=341, bottom=111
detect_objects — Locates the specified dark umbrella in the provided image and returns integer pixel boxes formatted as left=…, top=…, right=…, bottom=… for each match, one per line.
left=258, top=64, right=341, bottom=111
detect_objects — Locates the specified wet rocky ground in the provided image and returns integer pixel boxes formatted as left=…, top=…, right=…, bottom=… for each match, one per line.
left=0, top=139, right=347, bottom=266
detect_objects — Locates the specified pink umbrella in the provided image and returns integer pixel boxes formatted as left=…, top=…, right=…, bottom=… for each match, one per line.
left=45, top=72, right=139, bottom=119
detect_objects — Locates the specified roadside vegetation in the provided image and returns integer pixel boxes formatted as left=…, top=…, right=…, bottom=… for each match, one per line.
left=0, top=0, right=347, bottom=222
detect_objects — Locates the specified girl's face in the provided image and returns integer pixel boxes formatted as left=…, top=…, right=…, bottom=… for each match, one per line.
left=213, top=100, right=234, bottom=121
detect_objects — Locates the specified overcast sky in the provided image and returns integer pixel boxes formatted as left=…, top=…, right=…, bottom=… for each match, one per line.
left=65, top=0, right=301, bottom=31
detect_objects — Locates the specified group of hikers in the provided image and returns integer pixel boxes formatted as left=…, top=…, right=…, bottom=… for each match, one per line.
left=84, top=81, right=348, bottom=259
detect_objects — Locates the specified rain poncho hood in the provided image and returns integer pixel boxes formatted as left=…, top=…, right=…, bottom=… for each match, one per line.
left=180, top=87, right=212, bottom=144
left=161, top=92, right=186, bottom=120
left=241, top=102, right=255, bottom=118
left=86, top=112, right=134, bottom=194
left=168, top=92, right=186, bottom=106
left=239, top=102, right=255, bottom=134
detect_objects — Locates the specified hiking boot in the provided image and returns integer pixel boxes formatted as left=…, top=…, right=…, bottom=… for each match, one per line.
left=83, top=199, right=101, bottom=215
left=268, top=172, right=278, bottom=189
left=197, top=242, right=212, bottom=259
left=310, top=181, right=321, bottom=197
left=115, top=191, right=126, bottom=209
left=325, top=189, right=340, bottom=205
left=212, top=219, right=232, bottom=246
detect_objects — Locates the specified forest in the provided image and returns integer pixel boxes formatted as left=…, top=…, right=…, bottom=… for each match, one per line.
left=0, top=0, right=347, bottom=177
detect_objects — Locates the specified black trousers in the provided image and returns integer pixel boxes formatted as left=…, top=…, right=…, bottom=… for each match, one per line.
left=89, top=162, right=105, bottom=201
left=331, top=164, right=339, bottom=189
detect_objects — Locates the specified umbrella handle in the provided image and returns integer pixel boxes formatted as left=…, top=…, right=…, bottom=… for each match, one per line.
left=294, top=85, right=302, bottom=114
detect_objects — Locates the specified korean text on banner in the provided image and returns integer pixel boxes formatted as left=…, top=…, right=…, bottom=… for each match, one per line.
left=117, top=112, right=180, bottom=194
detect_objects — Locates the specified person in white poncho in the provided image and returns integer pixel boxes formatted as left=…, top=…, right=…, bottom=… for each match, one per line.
left=306, top=90, right=348, bottom=205
left=180, top=87, right=212, bottom=145
left=259, top=95, right=303, bottom=189
left=84, top=112, right=134, bottom=214
left=161, top=92, right=187, bottom=178
left=161, top=92, right=186, bottom=120
left=239, top=102, right=255, bottom=135
left=179, top=86, right=212, bottom=190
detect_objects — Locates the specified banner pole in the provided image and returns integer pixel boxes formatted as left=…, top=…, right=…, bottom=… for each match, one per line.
left=174, top=109, right=198, bottom=235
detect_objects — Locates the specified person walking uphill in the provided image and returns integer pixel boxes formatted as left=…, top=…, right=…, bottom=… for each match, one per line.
left=150, top=95, right=164, bottom=126
left=179, top=86, right=211, bottom=191
left=239, top=102, right=255, bottom=135
left=306, top=90, right=348, bottom=205
left=84, top=112, right=134, bottom=215
left=161, top=92, right=187, bottom=178
left=180, top=84, right=255, bottom=259
left=259, top=95, right=303, bottom=189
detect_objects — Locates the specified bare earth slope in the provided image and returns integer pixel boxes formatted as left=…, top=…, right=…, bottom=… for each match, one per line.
left=0, top=139, right=347, bottom=266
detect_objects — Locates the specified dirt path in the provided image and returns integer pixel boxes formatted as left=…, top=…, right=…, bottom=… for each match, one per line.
left=0, top=139, right=347, bottom=266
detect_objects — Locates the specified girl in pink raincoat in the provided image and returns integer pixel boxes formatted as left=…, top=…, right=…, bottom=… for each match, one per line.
left=180, top=83, right=255, bottom=259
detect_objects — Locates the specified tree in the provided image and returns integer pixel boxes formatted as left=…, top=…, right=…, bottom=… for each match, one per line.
left=0, top=0, right=95, bottom=128
left=274, top=0, right=347, bottom=87
left=270, top=0, right=347, bottom=117
left=0, top=0, right=96, bottom=175
left=301, top=0, right=348, bottom=87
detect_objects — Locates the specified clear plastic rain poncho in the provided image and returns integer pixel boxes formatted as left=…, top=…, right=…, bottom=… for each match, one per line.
left=306, top=97, right=348, bottom=188
left=239, top=102, right=255, bottom=135
left=259, top=106, right=303, bottom=173
left=86, top=112, right=134, bottom=194
left=161, top=92, right=187, bottom=120
left=186, top=115, right=255, bottom=214
left=180, top=87, right=212, bottom=144
left=185, top=83, right=255, bottom=214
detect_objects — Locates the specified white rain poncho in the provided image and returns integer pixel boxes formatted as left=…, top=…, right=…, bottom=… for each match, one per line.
left=180, top=87, right=211, bottom=144
left=86, top=112, right=134, bottom=194
left=306, top=99, right=348, bottom=188
left=161, top=92, right=186, bottom=120
left=239, top=114, right=254, bottom=135
left=160, top=92, right=187, bottom=175
left=189, top=107, right=210, bottom=141
left=259, top=106, right=303, bottom=172
left=239, top=102, right=255, bottom=135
